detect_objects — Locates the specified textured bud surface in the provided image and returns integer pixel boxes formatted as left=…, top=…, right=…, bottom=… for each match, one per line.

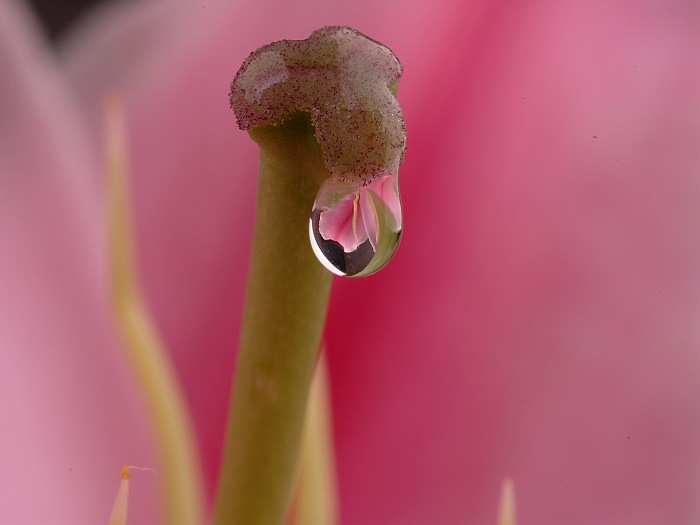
left=230, top=26, right=406, bottom=184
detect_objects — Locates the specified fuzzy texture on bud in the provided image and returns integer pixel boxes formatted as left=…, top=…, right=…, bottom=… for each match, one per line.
left=230, top=26, right=406, bottom=184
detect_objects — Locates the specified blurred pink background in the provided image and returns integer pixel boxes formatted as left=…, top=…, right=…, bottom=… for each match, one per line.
left=2, top=0, right=700, bottom=523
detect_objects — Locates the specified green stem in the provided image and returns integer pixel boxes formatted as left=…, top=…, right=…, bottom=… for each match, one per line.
left=213, top=114, right=333, bottom=525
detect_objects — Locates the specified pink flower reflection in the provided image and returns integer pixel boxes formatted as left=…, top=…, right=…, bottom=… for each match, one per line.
left=3, top=0, right=700, bottom=524
left=319, top=174, right=401, bottom=252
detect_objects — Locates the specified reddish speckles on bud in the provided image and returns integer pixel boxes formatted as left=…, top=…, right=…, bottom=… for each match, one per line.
left=230, top=26, right=406, bottom=184
left=230, top=26, right=406, bottom=277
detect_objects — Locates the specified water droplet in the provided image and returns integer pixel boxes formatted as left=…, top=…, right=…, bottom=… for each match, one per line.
left=309, top=173, right=402, bottom=277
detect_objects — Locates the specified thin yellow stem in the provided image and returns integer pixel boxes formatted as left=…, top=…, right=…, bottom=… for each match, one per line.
left=108, top=466, right=130, bottom=525
left=497, top=477, right=517, bottom=525
left=290, top=351, right=338, bottom=525
left=105, top=95, right=206, bottom=525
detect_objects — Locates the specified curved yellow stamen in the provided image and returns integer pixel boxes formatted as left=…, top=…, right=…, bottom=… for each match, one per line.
left=288, top=352, right=338, bottom=524
left=108, top=466, right=130, bottom=525
left=497, top=477, right=517, bottom=525
left=105, top=95, right=205, bottom=525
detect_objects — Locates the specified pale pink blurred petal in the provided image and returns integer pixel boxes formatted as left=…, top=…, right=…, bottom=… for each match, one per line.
left=330, top=2, right=700, bottom=523
left=0, top=1, right=157, bottom=523
left=61, top=0, right=259, bottom=503
left=56, top=0, right=700, bottom=523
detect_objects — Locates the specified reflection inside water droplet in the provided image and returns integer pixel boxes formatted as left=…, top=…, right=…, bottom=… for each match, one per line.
left=309, top=174, right=402, bottom=277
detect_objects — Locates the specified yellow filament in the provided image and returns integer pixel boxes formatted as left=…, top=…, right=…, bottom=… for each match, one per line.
left=108, top=466, right=130, bottom=525
left=365, top=190, right=380, bottom=246
left=105, top=95, right=205, bottom=525
left=289, top=352, right=338, bottom=524
left=497, top=477, right=517, bottom=525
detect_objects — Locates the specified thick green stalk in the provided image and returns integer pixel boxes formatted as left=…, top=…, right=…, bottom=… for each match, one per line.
left=213, top=114, right=333, bottom=525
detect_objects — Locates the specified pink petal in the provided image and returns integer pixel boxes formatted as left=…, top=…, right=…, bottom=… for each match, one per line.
left=330, top=3, right=700, bottom=523
left=0, top=1, right=157, bottom=523
left=61, top=0, right=259, bottom=505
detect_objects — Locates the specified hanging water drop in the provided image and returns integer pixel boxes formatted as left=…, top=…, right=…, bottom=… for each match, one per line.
left=310, top=173, right=402, bottom=277
left=230, top=26, right=407, bottom=277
